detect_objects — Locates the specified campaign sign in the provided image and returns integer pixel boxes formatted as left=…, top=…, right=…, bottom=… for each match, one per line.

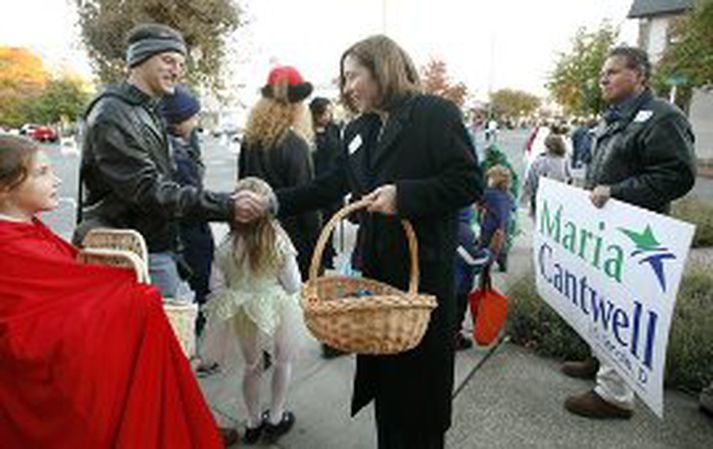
left=533, top=178, right=695, bottom=417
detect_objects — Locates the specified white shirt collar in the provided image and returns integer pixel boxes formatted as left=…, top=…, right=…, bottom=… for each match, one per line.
left=0, top=212, right=30, bottom=223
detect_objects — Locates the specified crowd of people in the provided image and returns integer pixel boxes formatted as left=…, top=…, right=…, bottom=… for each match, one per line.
left=0, top=20, right=707, bottom=449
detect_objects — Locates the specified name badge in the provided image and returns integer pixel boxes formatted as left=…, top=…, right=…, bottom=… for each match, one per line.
left=348, top=134, right=363, bottom=154
left=634, top=110, right=653, bottom=123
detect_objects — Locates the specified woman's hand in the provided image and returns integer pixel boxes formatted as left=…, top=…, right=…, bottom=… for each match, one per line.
left=364, top=184, right=397, bottom=215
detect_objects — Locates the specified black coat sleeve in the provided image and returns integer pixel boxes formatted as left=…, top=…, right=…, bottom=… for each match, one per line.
left=609, top=111, right=696, bottom=210
left=395, top=100, right=483, bottom=218
left=276, top=151, right=350, bottom=218
left=92, top=119, right=233, bottom=222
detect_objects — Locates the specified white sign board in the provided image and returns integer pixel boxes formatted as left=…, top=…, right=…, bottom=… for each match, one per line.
left=533, top=178, right=695, bottom=417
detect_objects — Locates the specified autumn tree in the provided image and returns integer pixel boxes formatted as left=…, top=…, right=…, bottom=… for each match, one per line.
left=0, top=47, right=49, bottom=127
left=421, top=59, right=468, bottom=107
left=655, top=0, right=713, bottom=108
left=547, top=22, right=619, bottom=115
left=490, top=89, right=540, bottom=119
left=75, top=0, right=242, bottom=91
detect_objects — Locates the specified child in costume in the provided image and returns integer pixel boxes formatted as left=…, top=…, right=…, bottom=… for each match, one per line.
left=0, top=135, right=228, bottom=448
left=203, top=177, right=304, bottom=444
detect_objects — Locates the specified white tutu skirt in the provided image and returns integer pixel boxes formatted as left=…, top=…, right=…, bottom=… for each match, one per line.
left=200, top=288, right=306, bottom=374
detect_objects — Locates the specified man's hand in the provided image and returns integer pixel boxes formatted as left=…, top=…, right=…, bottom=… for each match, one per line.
left=590, top=185, right=611, bottom=209
left=364, top=184, right=397, bottom=215
left=232, top=190, right=269, bottom=223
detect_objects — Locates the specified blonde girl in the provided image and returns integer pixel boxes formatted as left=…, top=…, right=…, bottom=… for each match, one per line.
left=203, top=177, right=303, bottom=444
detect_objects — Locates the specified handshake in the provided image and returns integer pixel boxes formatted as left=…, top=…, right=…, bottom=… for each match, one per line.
left=231, top=189, right=275, bottom=223
left=230, top=183, right=399, bottom=224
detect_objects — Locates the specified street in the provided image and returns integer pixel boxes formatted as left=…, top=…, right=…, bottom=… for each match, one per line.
left=39, top=128, right=712, bottom=241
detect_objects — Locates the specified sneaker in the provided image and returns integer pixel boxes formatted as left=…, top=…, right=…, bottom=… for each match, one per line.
left=454, top=332, right=473, bottom=351
left=263, top=411, right=296, bottom=443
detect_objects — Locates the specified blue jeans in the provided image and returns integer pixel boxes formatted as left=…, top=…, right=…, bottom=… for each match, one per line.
left=148, top=252, right=193, bottom=301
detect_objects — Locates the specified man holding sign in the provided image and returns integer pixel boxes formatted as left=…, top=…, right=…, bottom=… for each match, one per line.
left=561, top=47, right=696, bottom=419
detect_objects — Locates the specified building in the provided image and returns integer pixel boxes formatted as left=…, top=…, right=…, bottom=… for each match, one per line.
left=628, top=0, right=713, bottom=164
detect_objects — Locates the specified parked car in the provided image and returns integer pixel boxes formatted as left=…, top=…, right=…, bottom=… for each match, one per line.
left=20, top=124, right=58, bottom=142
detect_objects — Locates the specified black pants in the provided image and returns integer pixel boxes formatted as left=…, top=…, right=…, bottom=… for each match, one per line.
left=375, top=399, right=445, bottom=449
left=455, top=292, right=469, bottom=333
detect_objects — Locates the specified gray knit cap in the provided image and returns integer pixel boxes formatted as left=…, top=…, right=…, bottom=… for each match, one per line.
left=125, top=23, right=187, bottom=68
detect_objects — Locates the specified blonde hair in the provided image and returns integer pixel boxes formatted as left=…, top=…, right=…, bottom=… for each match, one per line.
left=243, top=98, right=313, bottom=149
left=486, top=165, right=512, bottom=191
left=230, top=177, right=282, bottom=275
left=339, top=35, right=422, bottom=113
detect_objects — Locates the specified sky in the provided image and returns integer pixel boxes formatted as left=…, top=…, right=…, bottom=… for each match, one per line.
left=0, top=0, right=638, bottom=106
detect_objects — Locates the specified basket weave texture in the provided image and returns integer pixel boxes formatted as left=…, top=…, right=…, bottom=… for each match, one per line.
left=79, top=229, right=195, bottom=357
left=302, top=200, right=437, bottom=355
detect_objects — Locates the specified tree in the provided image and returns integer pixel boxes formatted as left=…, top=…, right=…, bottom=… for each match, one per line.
left=655, top=0, right=713, bottom=107
left=75, top=0, right=242, bottom=92
left=421, top=59, right=468, bottom=107
left=0, top=47, right=49, bottom=127
left=26, top=77, right=92, bottom=125
left=546, top=22, right=619, bottom=116
left=490, top=89, right=540, bottom=119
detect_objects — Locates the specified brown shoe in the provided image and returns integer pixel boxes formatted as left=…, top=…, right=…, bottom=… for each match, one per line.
left=564, top=390, right=633, bottom=419
left=561, top=357, right=599, bottom=379
left=219, top=427, right=239, bottom=447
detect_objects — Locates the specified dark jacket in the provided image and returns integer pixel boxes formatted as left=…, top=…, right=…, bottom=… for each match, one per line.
left=313, top=122, right=343, bottom=176
left=75, top=82, right=232, bottom=252
left=585, top=89, right=696, bottom=213
left=171, top=133, right=215, bottom=304
left=238, top=129, right=321, bottom=278
left=571, top=125, right=593, bottom=167
left=277, top=94, right=482, bottom=432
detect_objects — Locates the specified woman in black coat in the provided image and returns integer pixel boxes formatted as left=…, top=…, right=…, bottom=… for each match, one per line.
left=277, top=35, right=482, bottom=448
left=238, top=65, right=321, bottom=279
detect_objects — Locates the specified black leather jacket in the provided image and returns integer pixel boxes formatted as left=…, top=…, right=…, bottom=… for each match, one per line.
left=585, top=89, right=696, bottom=213
left=74, top=82, right=233, bottom=252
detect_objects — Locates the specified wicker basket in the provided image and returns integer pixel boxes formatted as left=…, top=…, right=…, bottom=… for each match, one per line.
left=78, top=229, right=196, bottom=358
left=302, top=199, right=437, bottom=355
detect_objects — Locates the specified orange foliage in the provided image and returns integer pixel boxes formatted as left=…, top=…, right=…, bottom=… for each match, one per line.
left=0, top=47, right=50, bottom=126
left=421, top=58, right=468, bottom=107
left=0, top=47, right=49, bottom=90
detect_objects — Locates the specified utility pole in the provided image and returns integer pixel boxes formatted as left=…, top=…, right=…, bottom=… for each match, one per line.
left=487, top=31, right=496, bottom=119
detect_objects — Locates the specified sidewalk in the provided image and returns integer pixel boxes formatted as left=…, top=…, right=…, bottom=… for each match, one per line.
left=200, top=209, right=712, bottom=448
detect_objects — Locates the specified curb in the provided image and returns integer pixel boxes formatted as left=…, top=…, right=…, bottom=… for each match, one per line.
left=452, top=335, right=510, bottom=399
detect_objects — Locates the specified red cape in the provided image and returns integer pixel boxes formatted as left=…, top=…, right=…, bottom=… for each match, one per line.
left=0, top=219, right=222, bottom=449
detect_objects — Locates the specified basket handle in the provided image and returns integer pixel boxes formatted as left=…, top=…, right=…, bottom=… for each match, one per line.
left=308, top=198, right=420, bottom=296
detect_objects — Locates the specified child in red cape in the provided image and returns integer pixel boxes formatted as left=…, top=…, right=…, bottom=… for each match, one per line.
left=0, top=135, right=227, bottom=448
